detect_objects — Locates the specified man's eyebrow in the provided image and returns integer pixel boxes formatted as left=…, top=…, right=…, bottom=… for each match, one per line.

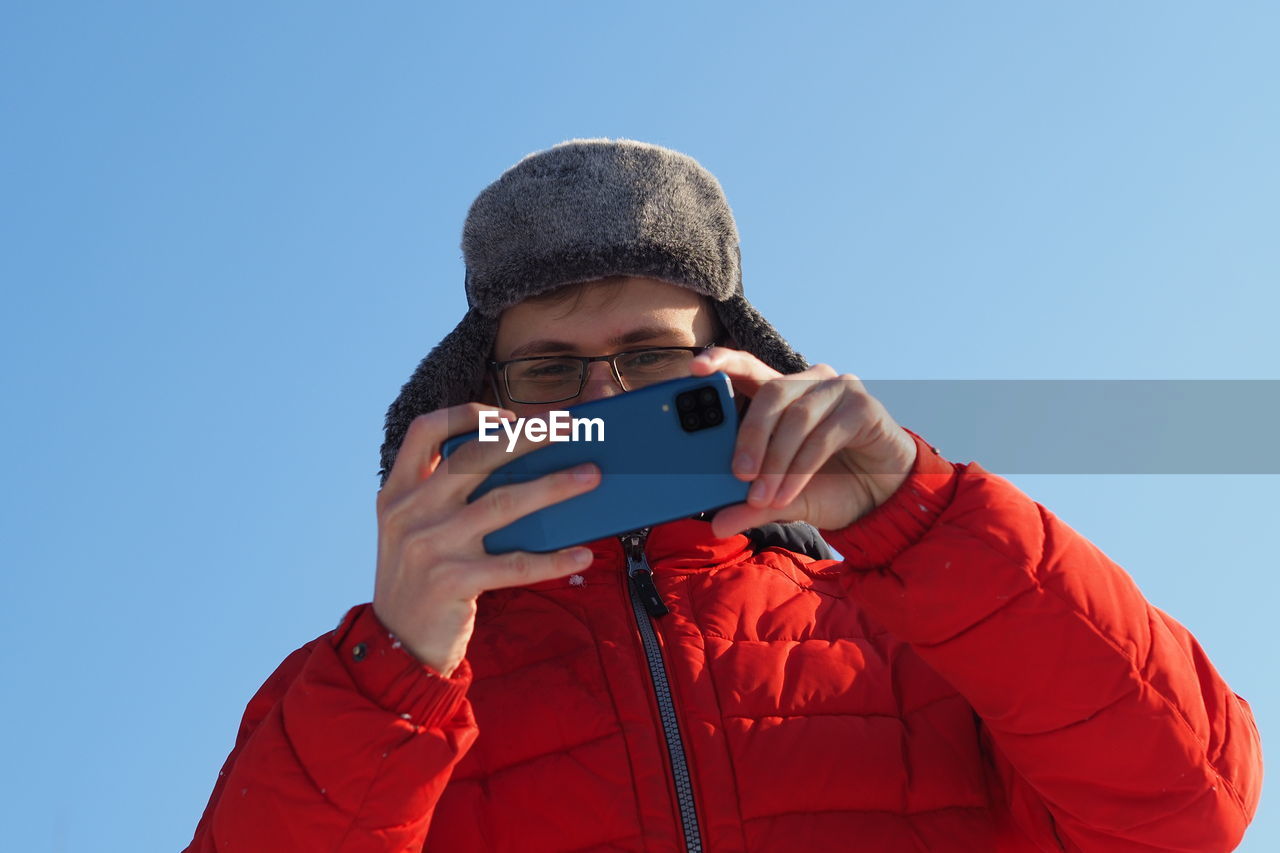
left=505, top=326, right=691, bottom=359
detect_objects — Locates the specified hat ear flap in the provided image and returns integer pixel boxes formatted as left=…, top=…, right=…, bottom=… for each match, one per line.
left=379, top=308, right=495, bottom=486
left=713, top=293, right=809, bottom=375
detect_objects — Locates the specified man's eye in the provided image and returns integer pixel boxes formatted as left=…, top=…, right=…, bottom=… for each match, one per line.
left=523, top=360, right=577, bottom=379
left=624, top=350, right=682, bottom=370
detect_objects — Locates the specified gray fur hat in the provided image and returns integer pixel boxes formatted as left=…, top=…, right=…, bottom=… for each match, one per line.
left=378, top=138, right=810, bottom=484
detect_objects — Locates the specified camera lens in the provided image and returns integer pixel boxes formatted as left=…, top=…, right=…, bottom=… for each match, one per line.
left=698, top=387, right=717, bottom=405
left=703, top=408, right=722, bottom=425
left=681, top=412, right=701, bottom=430
left=677, top=393, right=697, bottom=412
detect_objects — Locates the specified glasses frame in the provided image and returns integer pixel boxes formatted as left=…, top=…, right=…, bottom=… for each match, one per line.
left=489, top=342, right=718, bottom=405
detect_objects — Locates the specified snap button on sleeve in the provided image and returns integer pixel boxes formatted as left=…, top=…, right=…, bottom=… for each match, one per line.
left=351, top=642, right=368, bottom=662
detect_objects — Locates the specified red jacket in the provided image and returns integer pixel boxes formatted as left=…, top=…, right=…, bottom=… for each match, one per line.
left=185, top=434, right=1261, bottom=851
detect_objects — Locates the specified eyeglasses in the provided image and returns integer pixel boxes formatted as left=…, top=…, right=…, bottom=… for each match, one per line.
left=489, top=343, right=717, bottom=404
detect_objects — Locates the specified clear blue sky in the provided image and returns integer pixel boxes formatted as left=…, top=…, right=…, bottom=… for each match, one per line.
left=1, top=3, right=1275, bottom=850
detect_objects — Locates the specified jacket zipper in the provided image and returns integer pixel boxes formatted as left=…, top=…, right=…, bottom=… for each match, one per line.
left=621, top=528, right=703, bottom=853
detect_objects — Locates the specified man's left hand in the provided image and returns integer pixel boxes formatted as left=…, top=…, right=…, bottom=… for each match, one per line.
left=689, top=347, right=918, bottom=537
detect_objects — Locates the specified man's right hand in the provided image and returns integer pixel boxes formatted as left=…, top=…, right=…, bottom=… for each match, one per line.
left=372, top=404, right=600, bottom=676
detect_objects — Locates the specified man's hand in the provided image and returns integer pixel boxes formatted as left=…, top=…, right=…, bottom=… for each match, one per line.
left=689, top=348, right=917, bottom=537
left=373, top=404, right=601, bottom=676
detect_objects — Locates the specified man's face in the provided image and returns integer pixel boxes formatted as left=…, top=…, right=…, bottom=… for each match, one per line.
left=491, top=276, right=720, bottom=420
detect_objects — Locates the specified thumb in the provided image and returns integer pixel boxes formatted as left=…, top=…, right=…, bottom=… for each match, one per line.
left=710, top=502, right=795, bottom=540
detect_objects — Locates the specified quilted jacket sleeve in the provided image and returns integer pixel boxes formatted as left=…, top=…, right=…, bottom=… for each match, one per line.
left=820, top=431, right=1263, bottom=853
left=183, top=604, right=478, bottom=853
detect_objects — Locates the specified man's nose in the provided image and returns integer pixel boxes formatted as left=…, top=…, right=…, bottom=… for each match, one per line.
left=577, top=360, right=625, bottom=404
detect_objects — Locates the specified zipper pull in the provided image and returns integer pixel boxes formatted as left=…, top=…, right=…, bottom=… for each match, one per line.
left=622, top=528, right=669, bottom=618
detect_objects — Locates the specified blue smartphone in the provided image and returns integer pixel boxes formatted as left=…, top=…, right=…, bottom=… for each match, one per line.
left=440, top=372, right=749, bottom=554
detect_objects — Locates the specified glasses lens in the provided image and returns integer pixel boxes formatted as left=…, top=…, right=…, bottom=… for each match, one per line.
left=506, top=358, right=585, bottom=403
left=616, top=348, right=697, bottom=390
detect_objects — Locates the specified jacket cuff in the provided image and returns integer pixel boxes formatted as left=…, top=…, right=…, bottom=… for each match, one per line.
left=331, top=603, right=472, bottom=729
left=818, top=430, right=960, bottom=568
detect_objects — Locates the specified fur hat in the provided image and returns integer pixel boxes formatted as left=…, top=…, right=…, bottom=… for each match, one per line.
left=378, top=138, right=810, bottom=484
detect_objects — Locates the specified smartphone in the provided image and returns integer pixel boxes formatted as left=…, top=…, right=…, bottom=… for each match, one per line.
left=440, top=372, right=749, bottom=554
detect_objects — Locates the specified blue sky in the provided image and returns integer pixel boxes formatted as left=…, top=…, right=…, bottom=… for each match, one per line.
left=1, top=2, right=1275, bottom=850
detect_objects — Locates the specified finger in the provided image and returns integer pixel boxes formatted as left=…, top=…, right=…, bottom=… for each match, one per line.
left=434, top=408, right=571, bottom=503
left=383, top=460, right=600, bottom=575
left=758, top=376, right=849, bottom=507
left=454, top=461, right=602, bottom=541
left=735, top=379, right=811, bottom=490
left=383, top=404, right=514, bottom=501
left=390, top=433, right=602, bottom=544
left=771, top=394, right=864, bottom=507
left=736, top=365, right=840, bottom=498
left=463, top=546, right=597, bottom=596
left=708, top=500, right=793, bottom=540
left=689, top=347, right=783, bottom=397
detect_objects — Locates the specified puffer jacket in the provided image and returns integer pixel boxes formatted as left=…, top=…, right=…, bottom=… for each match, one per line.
left=184, top=433, right=1262, bottom=852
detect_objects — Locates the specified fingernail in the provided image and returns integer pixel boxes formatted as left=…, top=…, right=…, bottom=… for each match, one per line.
left=571, top=548, right=593, bottom=565
left=749, top=480, right=769, bottom=505
left=733, top=452, right=754, bottom=476
left=572, top=464, right=597, bottom=482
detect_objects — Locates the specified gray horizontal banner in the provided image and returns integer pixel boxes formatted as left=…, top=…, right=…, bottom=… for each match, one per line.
left=436, top=380, right=1280, bottom=476
left=869, top=379, right=1280, bottom=474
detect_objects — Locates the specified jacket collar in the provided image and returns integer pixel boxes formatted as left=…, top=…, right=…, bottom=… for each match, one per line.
left=503, top=519, right=754, bottom=595
left=585, top=518, right=753, bottom=572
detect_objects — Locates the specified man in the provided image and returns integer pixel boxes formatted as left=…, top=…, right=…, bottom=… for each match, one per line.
left=185, top=139, right=1261, bottom=852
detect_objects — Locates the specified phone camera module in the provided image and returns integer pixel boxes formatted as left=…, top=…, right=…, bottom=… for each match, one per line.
left=676, top=385, right=726, bottom=433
